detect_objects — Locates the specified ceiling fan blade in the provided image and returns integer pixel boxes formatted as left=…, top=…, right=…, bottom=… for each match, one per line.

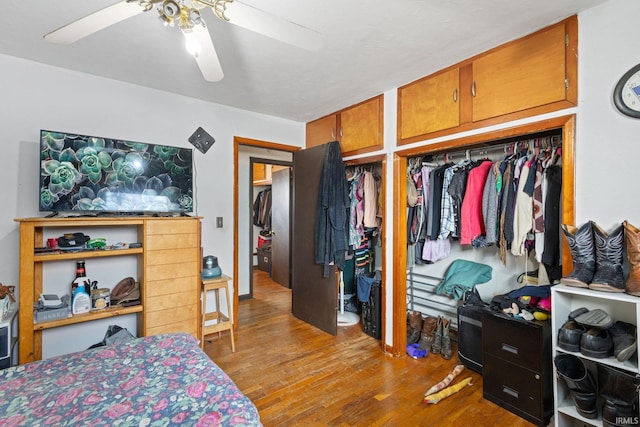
left=224, top=1, right=322, bottom=51
left=184, top=25, right=224, bottom=82
left=44, top=1, right=146, bottom=44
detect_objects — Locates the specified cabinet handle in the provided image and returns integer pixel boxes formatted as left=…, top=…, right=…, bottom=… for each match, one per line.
left=339, top=128, right=343, bottom=138
left=453, top=88, right=457, bottom=103
left=501, top=343, right=519, bottom=355
left=472, top=81, right=476, bottom=97
left=331, top=129, right=335, bottom=140
left=502, top=386, right=519, bottom=399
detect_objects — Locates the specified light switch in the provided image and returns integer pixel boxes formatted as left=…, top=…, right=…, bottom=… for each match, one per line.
left=216, top=217, right=223, bottom=228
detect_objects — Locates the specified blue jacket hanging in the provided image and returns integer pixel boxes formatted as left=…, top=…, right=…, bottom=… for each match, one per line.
left=315, top=141, right=350, bottom=277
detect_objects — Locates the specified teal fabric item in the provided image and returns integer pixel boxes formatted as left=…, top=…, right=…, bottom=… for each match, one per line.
left=343, top=256, right=356, bottom=294
left=436, top=259, right=493, bottom=300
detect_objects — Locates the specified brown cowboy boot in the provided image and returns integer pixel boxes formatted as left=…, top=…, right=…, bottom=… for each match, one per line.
left=441, top=317, right=452, bottom=360
left=406, top=311, right=423, bottom=344
left=623, top=221, right=640, bottom=296
left=431, top=316, right=443, bottom=354
left=418, top=316, right=438, bottom=352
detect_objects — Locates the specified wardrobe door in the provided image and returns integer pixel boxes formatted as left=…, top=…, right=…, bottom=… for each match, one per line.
left=271, top=167, right=291, bottom=289
left=292, top=144, right=338, bottom=336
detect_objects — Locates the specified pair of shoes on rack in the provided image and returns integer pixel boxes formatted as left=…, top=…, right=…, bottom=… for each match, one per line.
left=555, top=354, right=640, bottom=424
left=557, top=307, right=637, bottom=362
left=561, top=221, right=640, bottom=296
left=431, top=316, right=452, bottom=360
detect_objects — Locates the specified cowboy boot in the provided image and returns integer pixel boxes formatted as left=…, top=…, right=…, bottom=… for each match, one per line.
left=431, top=316, right=443, bottom=354
left=554, top=354, right=598, bottom=419
left=598, top=363, right=640, bottom=427
left=590, top=223, right=625, bottom=293
left=418, top=316, right=437, bottom=352
left=406, top=311, right=422, bottom=344
left=623, top=221, right=640, bottom=296
left=561, top=222, right=596, bottom=288
left=441, top=317, right=452, bottom=360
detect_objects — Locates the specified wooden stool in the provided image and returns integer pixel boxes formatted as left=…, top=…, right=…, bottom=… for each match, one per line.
left=201, top=275, right=235, bottom=352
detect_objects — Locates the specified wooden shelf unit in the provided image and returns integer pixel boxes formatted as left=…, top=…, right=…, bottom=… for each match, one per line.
left=16, top=216, right=202, bottom=364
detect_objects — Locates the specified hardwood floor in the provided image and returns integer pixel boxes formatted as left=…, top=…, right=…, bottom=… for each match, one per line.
left=203, top=269, right=535, bottom=427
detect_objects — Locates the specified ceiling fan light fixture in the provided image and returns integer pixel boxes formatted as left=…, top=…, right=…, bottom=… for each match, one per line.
left=162, top=0, right=181, bottom=18
left=157, top=9, right=174, bottom=26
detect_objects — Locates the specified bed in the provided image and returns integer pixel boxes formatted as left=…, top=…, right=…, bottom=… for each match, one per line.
left=0, top=333, right=261, bottom=426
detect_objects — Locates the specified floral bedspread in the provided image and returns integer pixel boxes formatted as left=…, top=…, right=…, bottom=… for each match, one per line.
left=0, top=333, right=261, bottom=426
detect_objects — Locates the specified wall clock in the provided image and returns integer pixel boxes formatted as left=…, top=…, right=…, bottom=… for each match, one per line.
left=613, top=63, right=640, bottom=118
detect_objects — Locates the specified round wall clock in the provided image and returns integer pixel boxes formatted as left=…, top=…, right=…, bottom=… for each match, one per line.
left=613, top=63, right=640, bottom=118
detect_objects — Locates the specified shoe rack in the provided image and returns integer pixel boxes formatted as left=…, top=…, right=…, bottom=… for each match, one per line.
left=551, top=285, right=640, bottom=426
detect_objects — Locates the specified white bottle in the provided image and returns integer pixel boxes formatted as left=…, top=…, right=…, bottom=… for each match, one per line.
left=72, top=283, right=91, bottom=315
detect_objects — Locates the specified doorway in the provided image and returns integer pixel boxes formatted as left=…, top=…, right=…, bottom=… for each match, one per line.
left=249, top=158, right=293, bottom=297
left=233, top=137, right=299, bottom=329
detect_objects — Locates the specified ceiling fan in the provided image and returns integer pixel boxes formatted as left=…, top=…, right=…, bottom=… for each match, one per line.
left=43, top=0, right=322, bottom=82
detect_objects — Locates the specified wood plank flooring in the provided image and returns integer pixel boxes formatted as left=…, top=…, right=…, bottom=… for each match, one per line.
left=203, top=269, right=535, bottom=427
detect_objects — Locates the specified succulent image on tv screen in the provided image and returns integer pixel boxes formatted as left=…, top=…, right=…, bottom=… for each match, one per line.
left=39, top=130, right=193, bottom=214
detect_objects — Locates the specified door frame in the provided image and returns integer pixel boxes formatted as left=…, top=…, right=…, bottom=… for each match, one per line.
left=248, top=157, right=293, bottom=298
left=233, top=136, right=300, bottom=330
left=390, top=115, right=576, bottom=356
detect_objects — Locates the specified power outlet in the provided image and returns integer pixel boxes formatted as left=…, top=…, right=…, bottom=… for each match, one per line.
left=216, top=217, right=223, bottom=228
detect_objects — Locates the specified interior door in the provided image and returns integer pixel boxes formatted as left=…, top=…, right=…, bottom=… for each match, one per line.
left=271, top=167, right=291, bottom=288
left=292, top=144, right=338, bottom=335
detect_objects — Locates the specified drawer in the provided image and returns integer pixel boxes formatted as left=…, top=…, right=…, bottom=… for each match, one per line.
left=146, top=218, right=198, bottom=235
left=145, top=289, right=198, bottom=312
left=146, top=233, right=199, bottom=250
left=146, top=247, right=199, bottom=266
left=146, top=261, right=199, bottom=281
left=146, top=277, right=198, bottom=298
left=483, top=354, right=545, bottom=424
left=482, top=312, right=542, bottom=369
left=145, top=303, right=198, bottom=327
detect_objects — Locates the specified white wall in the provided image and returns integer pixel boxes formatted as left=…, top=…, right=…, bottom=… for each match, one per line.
left=0, top=54, right=304, bottom=357
left=575, top=0, right=640, bottom=228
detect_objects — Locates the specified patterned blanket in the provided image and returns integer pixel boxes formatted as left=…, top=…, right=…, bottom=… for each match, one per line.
left=0, top=333, right=261, bottom=426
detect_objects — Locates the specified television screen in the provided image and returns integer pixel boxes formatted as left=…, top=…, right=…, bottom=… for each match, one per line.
left=39, top=130, right=193, bottom=214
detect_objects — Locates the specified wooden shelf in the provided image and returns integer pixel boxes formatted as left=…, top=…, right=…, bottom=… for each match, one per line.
left=16, top=215, right=202, bottom=363
left=33, top=304, right=143, bottom=330
left=34, top=248, right=143, bottom=261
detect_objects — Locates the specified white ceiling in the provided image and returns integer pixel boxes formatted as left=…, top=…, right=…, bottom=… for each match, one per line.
left=0, top=0, right=608, bottom=123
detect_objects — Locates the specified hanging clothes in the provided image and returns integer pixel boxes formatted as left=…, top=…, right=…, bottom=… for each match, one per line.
left=315, top=141, right=350, bottom=278
left=252, top=189, right=272, bottom=230
left=511, top=162, right=532, bottom=256
left=460, top=160, right=492, bottom=246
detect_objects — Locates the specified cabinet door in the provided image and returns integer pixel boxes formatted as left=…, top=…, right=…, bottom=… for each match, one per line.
left=306, top=114, right=337, bottom=148
left=252, top=163, right=267, bottom=184
left=339, top=95, right=383, bottom=156
left=398, top=67, right=460, bottom=140
left=472, top=23, right=568, bottom=122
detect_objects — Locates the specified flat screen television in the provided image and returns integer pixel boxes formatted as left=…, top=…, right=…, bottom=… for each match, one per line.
left=39, top=130, right=193, bottom=215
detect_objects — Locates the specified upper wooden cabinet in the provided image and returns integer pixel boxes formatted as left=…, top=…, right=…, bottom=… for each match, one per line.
left=306, top=114, right=338, bottom=149
left=398, top=67, right=461, bottom=140
left=306, top=95, right=383, bottom=156
left=253, top=163, right=289, bottom=186
left=398, top=16, right=578, bottom=145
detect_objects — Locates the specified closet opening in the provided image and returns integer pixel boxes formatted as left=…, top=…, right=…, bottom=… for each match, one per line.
left=390, top=115, right=576, bottom=357
left=343, top=154, right=387, bottom=345
left=340, top=160, right=384, bottom=334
